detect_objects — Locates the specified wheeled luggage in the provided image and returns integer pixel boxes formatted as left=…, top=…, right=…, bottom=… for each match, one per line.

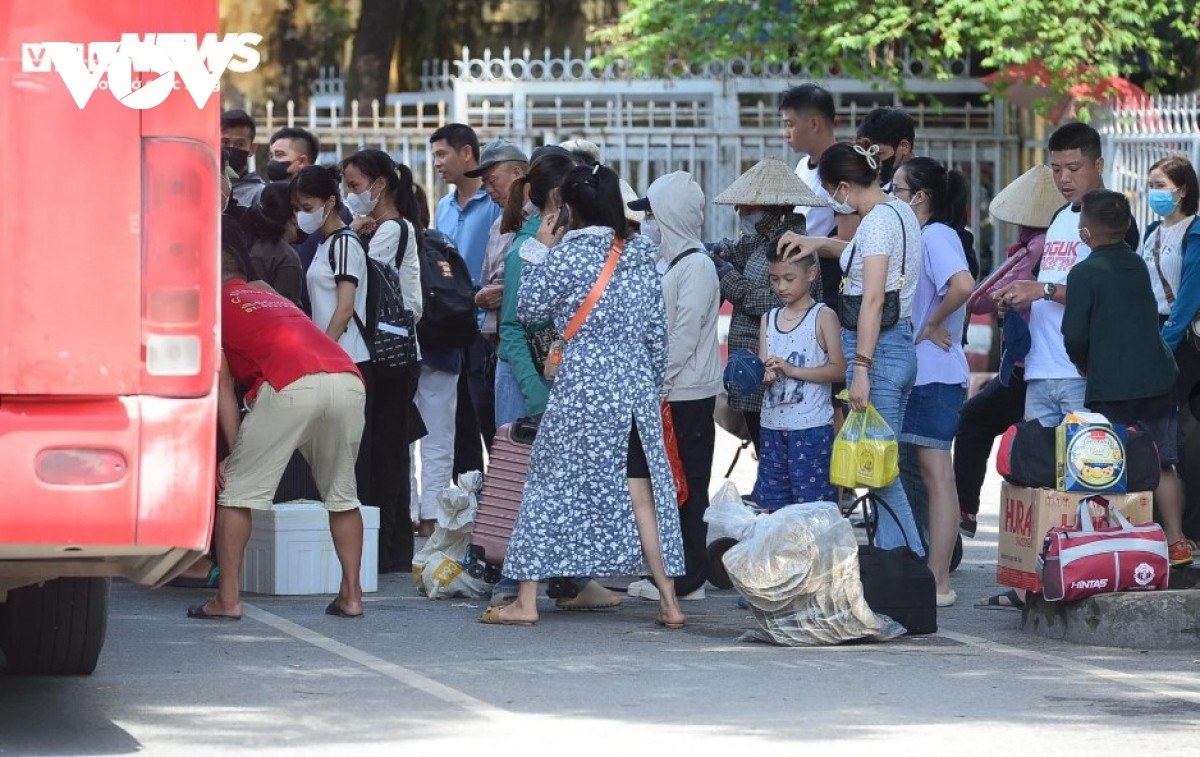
left=465, top=418, right=538, bottom=582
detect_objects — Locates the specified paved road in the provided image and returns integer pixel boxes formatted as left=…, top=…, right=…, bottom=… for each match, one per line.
left=2, top=430, right=1198, bottom=755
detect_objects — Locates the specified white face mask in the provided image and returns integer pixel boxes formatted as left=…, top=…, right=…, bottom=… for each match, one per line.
left=344, top=183, right=379, bottom=216
left=740, top=210, right=767, bottom=236
left=642, top=218, right=662, bottom=245
left=296, top=205, right=329, bottom=235
left=830, top=185, right=855, bottom=215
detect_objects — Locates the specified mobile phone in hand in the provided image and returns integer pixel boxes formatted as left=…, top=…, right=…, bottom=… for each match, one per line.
left=553, top=205, right=571, bottom=234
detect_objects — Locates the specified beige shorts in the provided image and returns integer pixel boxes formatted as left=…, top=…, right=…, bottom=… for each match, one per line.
left=220, top=372, right=366, bottom=512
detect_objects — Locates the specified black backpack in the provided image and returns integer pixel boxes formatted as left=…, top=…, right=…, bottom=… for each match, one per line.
left=416, top=228, right=480, bottom=349
left=328, top=228, right=417, bottom=376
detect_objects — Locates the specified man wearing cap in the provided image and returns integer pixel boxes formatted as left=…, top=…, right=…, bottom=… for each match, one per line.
left=464, top=141, right=530, bottom=460
left=467, top=141, right=530, bottom=347
left=221, top=109, right=266, bottom=208
left=625, top=172, right=722, bottom=603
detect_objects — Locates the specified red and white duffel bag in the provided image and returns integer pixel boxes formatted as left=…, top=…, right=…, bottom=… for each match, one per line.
left=1037, top=498, right=1169, bottom=602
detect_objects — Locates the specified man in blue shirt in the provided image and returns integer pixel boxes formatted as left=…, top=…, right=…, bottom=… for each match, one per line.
left=409, top=124, right=500, bottom=536
left=433, top=124, right=502, bottom=283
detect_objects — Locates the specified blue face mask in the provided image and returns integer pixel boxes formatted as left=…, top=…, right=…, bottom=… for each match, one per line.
left=1149, top=188, right=1180, bottom=217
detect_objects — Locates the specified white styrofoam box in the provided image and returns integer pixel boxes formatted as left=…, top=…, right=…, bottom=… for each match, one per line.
left=241, top=502, right=379, bottom=596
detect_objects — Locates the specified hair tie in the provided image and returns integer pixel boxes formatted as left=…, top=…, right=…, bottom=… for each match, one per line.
left=854, top=143, right=880, bottom=170
left=591, top=162, right=602, bottom=176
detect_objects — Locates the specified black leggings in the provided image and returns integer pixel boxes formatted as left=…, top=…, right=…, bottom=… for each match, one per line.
left=953, top=371, right=1027, bottom=517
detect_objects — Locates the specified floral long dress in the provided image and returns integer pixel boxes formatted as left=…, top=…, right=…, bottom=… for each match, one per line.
left=503, top=226, right=685, bottom=581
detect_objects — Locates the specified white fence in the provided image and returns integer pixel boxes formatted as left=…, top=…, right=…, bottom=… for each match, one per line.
left=1100, top=93, right=1200, bottom=236
left=234, top=48, right=1028, bottom=269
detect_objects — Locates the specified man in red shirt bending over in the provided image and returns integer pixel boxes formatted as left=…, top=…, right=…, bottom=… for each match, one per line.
left=188, top=237, right=368, bottom=621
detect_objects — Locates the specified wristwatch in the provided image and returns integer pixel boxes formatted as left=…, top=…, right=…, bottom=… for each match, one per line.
left=1042, top=282, right=1058, bottom=301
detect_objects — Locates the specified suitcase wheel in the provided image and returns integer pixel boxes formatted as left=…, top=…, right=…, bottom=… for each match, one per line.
left=484, top=564, right=502, bottom=584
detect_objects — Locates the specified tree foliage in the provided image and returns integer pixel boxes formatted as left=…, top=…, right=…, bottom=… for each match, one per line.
left=594, top=0, right=1200, bottom=101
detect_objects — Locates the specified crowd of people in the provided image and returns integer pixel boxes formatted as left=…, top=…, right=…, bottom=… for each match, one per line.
left=182, top=82, right=1200, bottom=626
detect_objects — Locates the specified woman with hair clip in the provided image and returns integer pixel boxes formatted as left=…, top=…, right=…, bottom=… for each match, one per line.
left=891, top=157, right=975, bottom=606
left=481, top=163, right=686, bottom=628
left=339, top=149, right=428, bottom=573
left=779, top=140, right=926, bottom=555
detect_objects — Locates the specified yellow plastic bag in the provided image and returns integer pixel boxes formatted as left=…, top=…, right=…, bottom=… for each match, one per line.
left=830, top=403, right=898, bottom=489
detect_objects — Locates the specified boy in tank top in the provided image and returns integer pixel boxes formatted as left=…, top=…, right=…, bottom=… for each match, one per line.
left=753, top=246, right=847, bottom=510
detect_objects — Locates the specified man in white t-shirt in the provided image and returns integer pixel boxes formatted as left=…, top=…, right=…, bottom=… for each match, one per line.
left=994, top=122, right=1140, bottom=426
left=779, top=84, right=853, bottom=314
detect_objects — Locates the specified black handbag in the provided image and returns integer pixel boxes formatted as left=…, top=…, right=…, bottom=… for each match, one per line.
left=853, top=493, right=937, bottom=635
left=526, top=322, right=560, bottom=375
left=838, top=204, right=908, bottom=332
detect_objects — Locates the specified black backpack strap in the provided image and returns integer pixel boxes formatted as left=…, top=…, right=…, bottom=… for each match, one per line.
left=326, top=227, right=372, bottom=339
left=667, top=247, right=705, bottom=271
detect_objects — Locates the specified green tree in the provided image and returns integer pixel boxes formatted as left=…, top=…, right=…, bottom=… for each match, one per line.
left=594, top=0, right=1199, bottom=103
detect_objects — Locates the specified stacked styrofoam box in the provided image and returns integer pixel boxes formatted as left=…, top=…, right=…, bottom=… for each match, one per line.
left=241, top=502, right=379, bottom=595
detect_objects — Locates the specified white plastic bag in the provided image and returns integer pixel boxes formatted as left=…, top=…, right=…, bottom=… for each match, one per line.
left=413, top=472, right=488, bottom=599
left=703, top=481, right=759, bottom=543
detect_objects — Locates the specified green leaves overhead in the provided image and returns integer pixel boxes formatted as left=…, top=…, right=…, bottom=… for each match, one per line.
left=594, top=0, right=1199, bottom=100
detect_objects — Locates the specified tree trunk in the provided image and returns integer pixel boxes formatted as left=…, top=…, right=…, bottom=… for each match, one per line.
left=347, top=0, right=403, bottom=104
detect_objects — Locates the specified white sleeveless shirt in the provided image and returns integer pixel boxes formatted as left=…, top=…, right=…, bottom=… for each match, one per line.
left=761, top=304, right=833, bottom=431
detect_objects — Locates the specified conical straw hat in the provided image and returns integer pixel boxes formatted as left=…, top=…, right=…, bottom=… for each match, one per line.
left=619, top=179, right=645, bottom=223
left=989, top=164, right=1062, bottom=229
left=714, top=157, right=828, bottom=207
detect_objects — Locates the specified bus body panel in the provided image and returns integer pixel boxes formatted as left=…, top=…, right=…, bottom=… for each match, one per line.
left=0, top=0, right=220, bottom=591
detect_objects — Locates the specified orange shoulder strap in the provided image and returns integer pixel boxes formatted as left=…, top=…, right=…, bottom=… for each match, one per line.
left=563, top=237, right=624, bottom=341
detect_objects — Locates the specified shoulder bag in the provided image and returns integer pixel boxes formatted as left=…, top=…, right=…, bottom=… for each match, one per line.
left=543, top=236, right=625, bottom=380
left=852, top=492, right=936, bottom=635
left=838, top=203, right=908, bottom=332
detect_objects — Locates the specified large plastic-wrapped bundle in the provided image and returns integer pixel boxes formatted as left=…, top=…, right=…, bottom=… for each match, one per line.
left=720, top=500, right=905, bottom=646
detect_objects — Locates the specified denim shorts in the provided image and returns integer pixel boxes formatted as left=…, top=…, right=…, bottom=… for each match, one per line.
left=900, top=382, right=967, bottom=450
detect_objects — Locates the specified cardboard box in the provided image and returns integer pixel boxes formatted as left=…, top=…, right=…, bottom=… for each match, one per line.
left=1055, top=413, right=1127, bottom=493
left=996, top=483, right=1152, bottom=592
left=241, top=502, right=379, bottom=596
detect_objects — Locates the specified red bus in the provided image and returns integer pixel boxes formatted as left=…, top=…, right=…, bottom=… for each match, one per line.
left=0, top=1, right=221, bottom=673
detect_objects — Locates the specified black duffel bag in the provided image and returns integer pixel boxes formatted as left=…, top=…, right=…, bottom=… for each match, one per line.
left=853, top=493, right=937, bottom=636
left=998, top=419, right=1161, bottom=492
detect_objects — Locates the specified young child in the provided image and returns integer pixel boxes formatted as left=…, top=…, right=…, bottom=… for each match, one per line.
left=752, top=246, right=846, bottom=510
left=1062, top=189, right=1190, bottom=566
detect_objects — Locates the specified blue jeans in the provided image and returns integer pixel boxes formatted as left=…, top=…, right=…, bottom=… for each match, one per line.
left=843, top=320, right=925, bottom=556
left=493, top=359, right=528, bottom=428
left=1024, top=377, right=1086, bottom=426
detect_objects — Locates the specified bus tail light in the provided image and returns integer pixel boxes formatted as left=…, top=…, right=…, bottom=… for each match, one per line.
left=140, top=138, right=218, bottom=397
left=36, top=448, right=128, bottom=486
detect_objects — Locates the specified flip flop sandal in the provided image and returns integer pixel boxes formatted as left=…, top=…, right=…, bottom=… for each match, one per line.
left=169, top=564, right=220, bottom=589
left=186, top=603, right=241, bottom=621
left=324, top=600, right=364, bottom=618
left=974, top=588, right=1025, bottom=610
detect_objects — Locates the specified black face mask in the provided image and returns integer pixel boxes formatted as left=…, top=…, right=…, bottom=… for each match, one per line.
left=224, top=146, right=250, bottom=174
left=879, top=156, right=898, bottom=186
left=265, top=159, right=293, bottom=182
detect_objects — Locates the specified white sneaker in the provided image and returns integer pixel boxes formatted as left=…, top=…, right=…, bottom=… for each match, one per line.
left=626, top=579, right=705, bottom=601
